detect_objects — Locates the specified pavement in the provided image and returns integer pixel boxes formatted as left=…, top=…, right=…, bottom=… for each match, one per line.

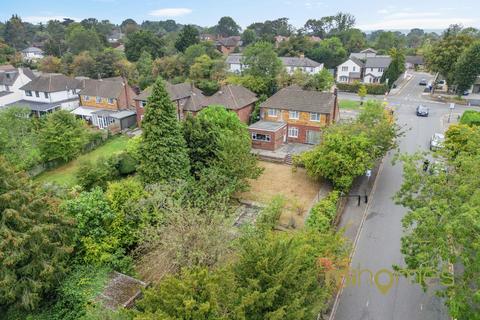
left=330, top=71, right=480, bottom=320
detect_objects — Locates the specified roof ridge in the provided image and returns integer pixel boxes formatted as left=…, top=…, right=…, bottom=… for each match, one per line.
left=227, top=85, right=240, bottom=109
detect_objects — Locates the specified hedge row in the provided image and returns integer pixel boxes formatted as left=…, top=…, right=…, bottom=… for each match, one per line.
left=306, top=191, right=340, bottom=233
left=337, top=82, right=388, bottom=95
left=460, top=110, right=480, bottom=126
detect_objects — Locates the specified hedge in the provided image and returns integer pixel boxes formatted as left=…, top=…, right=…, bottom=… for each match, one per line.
left=337, top=82, right=388, bottom=95
left=460, top=110, right=480, bottom=126
left=306, top=191, right=340, bottom=233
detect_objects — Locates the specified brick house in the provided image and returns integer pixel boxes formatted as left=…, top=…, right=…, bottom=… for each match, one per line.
left=134, top=83, right=257, bottom=125
left=216, top=36, right=242, bottom=55
left=73, top=77, right=137, bottom=130
left=249, top=85, right=338, bottom=150
left=208, top=85, right=258, bottom=123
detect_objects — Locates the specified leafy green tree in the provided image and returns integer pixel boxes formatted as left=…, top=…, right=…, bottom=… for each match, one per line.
left=381, top=48, right=406, bottom=88
left=0, top=157, right=73, bottom=311
left=241, top=28, right=257, bottom=46
left=305, top=68, right=335, bottom=91
left=134, top=267, right=234, bottom=320
left=425, top=33, right=473, bottom=86
left=0, top=40, right=16, bottom=64
left=358, top=84, right=367, bottom=104
left=454, top=41, right=480, bottom=94
left=4, top=15, right=27, bottom=49
left=38, top=55, right=63, bottom=73
left=76, top=156, right=119, bottom=191
left=93, top=48, right=122, bottom=79
left=153, top=54, right=185, bottom=81
left=307, top=37, right=347, bottom=69
left=337, top=28, right=366, bottom=53
left=174, top=25, right=200, bottom=53
left=306, top=191, right=340, bottom=233
left=136, top=51, right=155, bottom=89
left=125, top=30, right=164, bottom=62
left=214, top=16, right=241, bottom=37
left=374, top=31, right=406, bottom=53
left=44, top=20, right=67, bottom=56
left=189, top=54, right=225, bottom=95
left=138, top=78, right=191, bottom=184
left=183, top=106, right=262, bottom=192
left=66, top=24, right=103, bottom=54
left=276, top=35, right=314, bottom=57
left=38, top=110, right=88, bottom=162
left=71, top=51, right=96, bottom=77
left=0, top=106, right=41, bottom=170
left=242, top=41, right=282, bottom=94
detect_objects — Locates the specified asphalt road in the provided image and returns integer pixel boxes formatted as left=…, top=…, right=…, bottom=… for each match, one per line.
left=331, top=72, right=459, bottom=320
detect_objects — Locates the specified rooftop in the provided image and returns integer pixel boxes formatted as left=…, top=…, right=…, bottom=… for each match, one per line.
left=249, top=120, right=287, bottom=132
left=365, top=56, right=392, bottom=68
left=226, top=54, right=322, bottom=68
left=260, top=85, right=335, bottom=114
left=209, top=84, right=258, bottom=110
left=20, top=73, right=83, bottom=93
left=79, top=77, right=127, bottom=99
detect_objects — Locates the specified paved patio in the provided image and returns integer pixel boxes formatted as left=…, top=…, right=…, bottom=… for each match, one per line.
left=252, top=143, right=314, bottom=162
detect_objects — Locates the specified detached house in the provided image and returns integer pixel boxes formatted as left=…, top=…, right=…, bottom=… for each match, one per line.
left=134, top=83, right=257, bottom=125
left=249, top=85, right=338, bottom=150
left=226, top=54, right=323, bottom=75
left=349, top=48, right=377, bottom=60
left=21, top=47, right=44, bottom=61
left=363, top=56, right=392, bottom=83
left=336, top=57, right=364, bottom=83
left=74, top=77, right=137, bottom=130
left=9, top=73, right=82, bottom=116
left=0, top=65, right=36, bottom=107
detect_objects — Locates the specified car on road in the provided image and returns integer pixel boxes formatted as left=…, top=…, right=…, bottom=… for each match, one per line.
left=430, top=133, right=445, bottom=151
left=416, top=105, right=429, bottom=117
left=419, top=79, right=427, bottom=85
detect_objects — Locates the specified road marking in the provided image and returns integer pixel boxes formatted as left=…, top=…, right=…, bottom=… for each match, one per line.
left=366, top=300, right=370, bottom=307
left=420, top=304, right=423, bottom=311
left=328, top=157, right=387, bottom=320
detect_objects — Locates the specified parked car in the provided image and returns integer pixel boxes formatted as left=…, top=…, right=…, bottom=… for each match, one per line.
left=430, top=133, right=445, bottom=151
left=419, top=79, right=427, bottom=86
left=416, top=105, right=429, bottom=117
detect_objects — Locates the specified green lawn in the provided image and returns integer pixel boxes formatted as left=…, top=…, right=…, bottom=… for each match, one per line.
left=35, top=135, right=130, bottom=187
left=339, top=99, right=364, bottom=110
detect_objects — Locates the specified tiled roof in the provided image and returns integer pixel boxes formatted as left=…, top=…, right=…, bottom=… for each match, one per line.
left=280, top=56, right=321, bottom=68
left=260, top=85, right=335, bottom=114
left=406, top=55, right=424, bottom=65
left=22, top=47, right=44, bottom=53
left=249, top=120, right=286, bottom=132
left=365, top=56, right=392, bottom=68
left=78, top=78, right=126, bottom=99
left=20, top=73, right=83, bottom=93
left=209, top=84, right=257, bottom=110
left=226, top=53, right=243, bottom=64
left=349, top=56, right=365, bottom=67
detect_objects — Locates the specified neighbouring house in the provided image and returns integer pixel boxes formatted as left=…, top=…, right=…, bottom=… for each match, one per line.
left=134, top=83, right=257, bottom=125
left=0, top=65, right=36, bottom=107
left=216, top=36, right=242, bottom=55
left=349, top=48, right=378, bottom=60
left=200, top=34, right=217, bottom=41
left=74, top=77, right=137, bottom=130
left=107, top=30, right=124, bottom=43
left=134, top=82, right=208, bottom=125
left=363, top=56, right=391, bottom=83
left=8, top=73, right=83, bottom=116
left=226, top=54, right=324, bottom=75
left=208, top=84, right=258, bottom=123
left=249, top=85, right=338, bottom=150
left=21, top=47, right=44, bottom=61
left=405, top=55, right=425, bottom=70
left=274, top=35, right=290, bottom=48
left=335, top=57, right=364, bottom=83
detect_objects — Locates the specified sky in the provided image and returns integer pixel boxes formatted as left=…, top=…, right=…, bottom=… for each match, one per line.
left=1, top=0, right=479, bottom=31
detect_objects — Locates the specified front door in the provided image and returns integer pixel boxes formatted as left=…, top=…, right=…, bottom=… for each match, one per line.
left=306, top=130, right=321, bottom=144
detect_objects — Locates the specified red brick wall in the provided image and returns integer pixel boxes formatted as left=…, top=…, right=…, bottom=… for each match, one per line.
left=249, top=126, right=286, bottom=151
left=235, top=104, right=254, bottom=124
left=134, top=100, right=145, bottom=126
left=286, top=124, right=320, bottom=144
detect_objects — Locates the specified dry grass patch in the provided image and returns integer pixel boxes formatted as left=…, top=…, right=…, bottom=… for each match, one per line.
left=240, top=161, right=322, bottom=229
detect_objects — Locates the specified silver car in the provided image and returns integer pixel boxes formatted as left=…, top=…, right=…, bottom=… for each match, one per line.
left=430, top=133, right=445, bottom=151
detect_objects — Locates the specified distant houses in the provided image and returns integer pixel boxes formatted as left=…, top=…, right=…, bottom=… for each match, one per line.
left=226, top=53, right=324, bottom=75
left=0, top=65, right=36, bottom=107
left=21, top=47, right=44, bottom=61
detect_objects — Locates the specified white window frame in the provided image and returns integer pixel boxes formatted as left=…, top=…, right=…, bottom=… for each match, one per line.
left=44, top=92, right=49, bottom=99
left=288, top=127, right=299, bottom=138
left=96, top=96, right=102, bottom=103
left=26, top=90, right=32, bottom=96
left=84, top=95, right=90, bottom=101
left=108, top=98, right=114, bottom=104
left=310, top=112, right=320, bottom=122
left=141, top=100, right=147, bottom=108
left=289, top=111, right=299, bottom=120
left=268, top=108, right=278, bottom=117
left=341, top=66, right=348, bottom=72
left=35, top=91, right=40, bottom=98
left=251, top=132, right=271, bottom=142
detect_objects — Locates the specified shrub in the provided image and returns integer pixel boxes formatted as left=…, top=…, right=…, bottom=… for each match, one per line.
left=114, top=152, right=138, bottom=175
left=306, top=191, right=340, bottom=233
left=337, top=82, right=388, bottom=95
left=76, top=157, right=119, bottom=191
left=256, top=196, right=286, bottom=231
left=460, top=110, right=480, bottom=126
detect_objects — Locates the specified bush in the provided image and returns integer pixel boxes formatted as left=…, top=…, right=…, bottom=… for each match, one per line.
left=256, top=196, right=286, bottom=231
left=460, top=110, right=480, bottom=126
left=115, top=152, right=137, bottom=175
left=337, top=82, right=388, bottom=95
left=76, top=157, right=119, bottom=191
left=306, top=191, right=340, bottom=233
